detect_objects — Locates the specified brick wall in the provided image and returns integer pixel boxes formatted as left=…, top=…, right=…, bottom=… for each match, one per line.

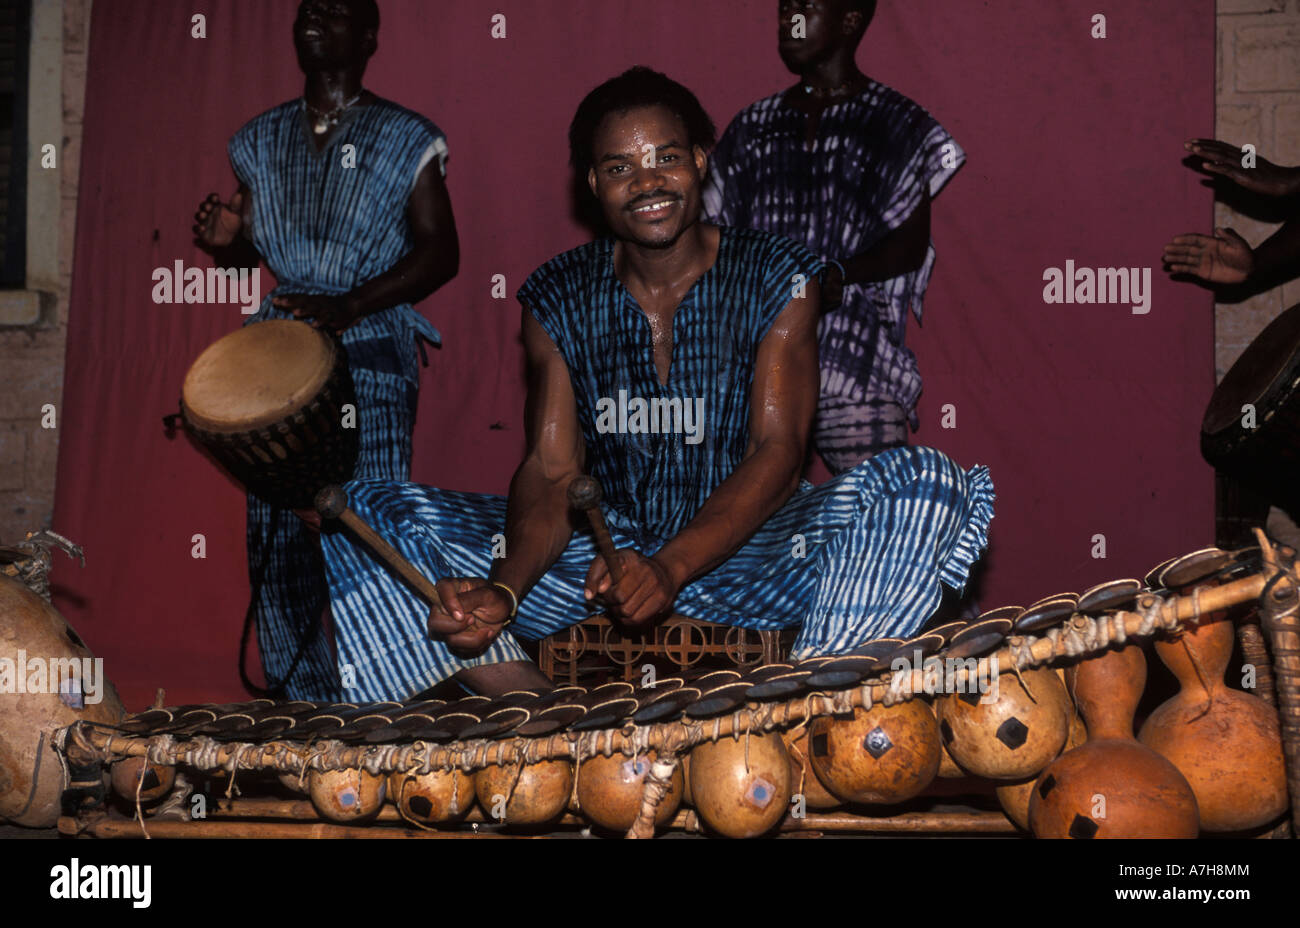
left=1215, top=0, right=1300, bottom=380
left=0, top=0, right=89, bottom=544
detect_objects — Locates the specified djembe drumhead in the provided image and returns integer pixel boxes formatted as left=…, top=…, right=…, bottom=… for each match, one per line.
left=179, top=320, right=359, bottom=509
left=182, top=320, right=336, bottom=433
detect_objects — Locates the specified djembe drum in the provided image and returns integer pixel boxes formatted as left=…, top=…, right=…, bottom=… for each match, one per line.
left=178, top=320, right=360, bottom=510
left=1202, top=302, right=1300, bottom=515
left=1138, top=616, right=1288, bottom=832
left=1028, top=643, right=1200, bottom=838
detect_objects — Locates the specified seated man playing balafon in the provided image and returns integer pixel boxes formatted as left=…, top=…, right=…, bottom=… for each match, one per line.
left=320, top=68, right=995, bottom=700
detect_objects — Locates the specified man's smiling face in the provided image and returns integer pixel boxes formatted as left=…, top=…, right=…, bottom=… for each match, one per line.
left=588, top=105, right=707, bottom=249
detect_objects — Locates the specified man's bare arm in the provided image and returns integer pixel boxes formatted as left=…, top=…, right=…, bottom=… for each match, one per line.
left=1250, top=217, right=1300, bottom=282
left=346, top=160, right=460, bottom=315
left=193, top=183, right=260, bottom=270
left=488, top=306, right=587, bottom=598
left=1162, top=217, right=1300, bottom=288
left=826, top=191, right=931, bottom=304
left=426, top=305, right=584, bottom=651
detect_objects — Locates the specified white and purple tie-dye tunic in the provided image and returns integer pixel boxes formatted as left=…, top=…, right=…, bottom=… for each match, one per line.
left=704, top=80, right=964, bottom=433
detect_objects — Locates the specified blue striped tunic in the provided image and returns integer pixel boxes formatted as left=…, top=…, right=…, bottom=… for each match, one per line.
left=229, top=97, right=446, bottom=700
left=319, top=226, right=995, bottom=701
left=704, top=81, right=964, bottom=447
left=230, top=97, right=445, bottom=372
left=519, top=226, right=821, bottom=549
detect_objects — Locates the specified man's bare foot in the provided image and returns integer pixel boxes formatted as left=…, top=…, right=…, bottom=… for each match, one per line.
left=452, top=660, right=555, bottom=696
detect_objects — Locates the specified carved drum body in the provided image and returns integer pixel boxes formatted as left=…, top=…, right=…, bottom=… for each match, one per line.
left=180, top=319, right=359, bottom=510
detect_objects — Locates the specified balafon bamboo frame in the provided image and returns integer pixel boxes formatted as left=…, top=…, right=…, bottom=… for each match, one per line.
left=54, top=533, right=1299, bottom=838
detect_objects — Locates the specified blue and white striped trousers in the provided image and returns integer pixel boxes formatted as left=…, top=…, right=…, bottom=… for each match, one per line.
left=247, top=349, right=418, bottom=702
left=319, top=446, right=994, bottom=702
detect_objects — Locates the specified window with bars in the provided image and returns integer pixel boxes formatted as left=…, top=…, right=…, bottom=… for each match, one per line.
left=0, top=0, right=31, bottom=289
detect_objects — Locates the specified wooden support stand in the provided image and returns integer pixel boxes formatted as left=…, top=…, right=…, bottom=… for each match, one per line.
left=60, top=798, right=1018, bottom=839
left=1260, top=554, right=1300, bottom=834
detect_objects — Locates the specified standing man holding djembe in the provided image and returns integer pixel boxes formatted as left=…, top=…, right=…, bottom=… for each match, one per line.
left=705, top=0, right=963, bottom=474
left=192, top=0, right=459, bottom=700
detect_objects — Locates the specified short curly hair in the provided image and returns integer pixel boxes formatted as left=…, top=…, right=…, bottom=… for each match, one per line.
left=346, top=0, right=379, bottom=33
left=568, top=67, right=717, bottom=182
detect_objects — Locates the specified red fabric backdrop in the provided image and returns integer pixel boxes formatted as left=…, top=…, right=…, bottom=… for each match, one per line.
left=53, top=1, right=1215, bottom=711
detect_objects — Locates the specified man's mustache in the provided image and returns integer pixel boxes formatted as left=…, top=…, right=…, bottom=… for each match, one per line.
left=626, top=191, right=682, bottom=209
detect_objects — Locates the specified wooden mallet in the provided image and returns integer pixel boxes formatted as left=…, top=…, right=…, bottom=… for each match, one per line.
left=567, top=475, right=624, bottom=583
left=314, top=484, right=446, bottom=617
left=315, top=485, right=509, bottom=636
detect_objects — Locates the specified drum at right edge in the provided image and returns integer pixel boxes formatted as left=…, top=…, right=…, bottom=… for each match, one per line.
left=1202, top=302, right=1300, bottom=516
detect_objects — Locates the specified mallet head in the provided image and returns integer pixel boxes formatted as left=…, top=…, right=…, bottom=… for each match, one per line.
left=567, top=475, right=602, bottom=511
left=314, top=485, right=349, bottom=520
